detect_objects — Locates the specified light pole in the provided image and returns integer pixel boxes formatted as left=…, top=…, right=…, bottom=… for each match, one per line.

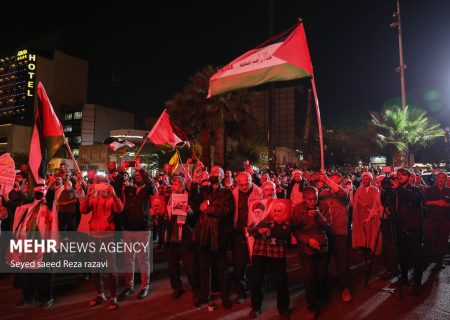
left=391, top=0, right=407, bottom=111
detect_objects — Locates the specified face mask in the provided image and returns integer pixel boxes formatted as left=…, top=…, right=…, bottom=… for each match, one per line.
left=34, top=192, right=44, bottom=200
left=209, top=176, right=220, bottom=184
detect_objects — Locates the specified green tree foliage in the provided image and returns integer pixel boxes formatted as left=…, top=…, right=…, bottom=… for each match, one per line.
left=370, top=105, right=444, bottom=165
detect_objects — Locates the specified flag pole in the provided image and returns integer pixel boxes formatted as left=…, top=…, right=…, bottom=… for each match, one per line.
left=133, top=136, right=149, bottom=160
left=310, top=78, right=325, bottom=170
left=63, top=140, right=82, bottom=175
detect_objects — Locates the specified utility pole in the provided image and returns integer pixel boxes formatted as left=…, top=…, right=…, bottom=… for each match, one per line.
left=268, top=0, right=276, bottom=170
left=391, top=0, right=407, bottom=111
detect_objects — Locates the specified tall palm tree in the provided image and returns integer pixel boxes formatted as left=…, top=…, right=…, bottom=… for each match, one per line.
left=370, top=105, right=444, bottom=166
left=167, top=65, right=255, bottom=167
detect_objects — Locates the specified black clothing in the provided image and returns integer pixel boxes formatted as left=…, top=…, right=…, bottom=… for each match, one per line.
left=392, top=184, right=424, bottom=285
left=396, top=184, right=424, bottom=231
left=166, top=243, right=200, bottom=295
left=121, top=169, right=156, bottom=231
left=251, top=256, right=289, bottom=314
left=236, top=189, right=252, bottom=230
left=193, top=184, right=234, bottom=251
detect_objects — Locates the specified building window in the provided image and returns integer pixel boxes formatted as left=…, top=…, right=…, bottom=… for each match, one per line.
left=64, top=125, right=72, bottom=132
left=73, top=149, right=79, bottom=156
left=74, top=136, right=81, bottom=144
left=73, top=111, right=82, bottom=119
left=65, top=136, right=71, bottom=143
left=64, top=113, right=73, bottom=120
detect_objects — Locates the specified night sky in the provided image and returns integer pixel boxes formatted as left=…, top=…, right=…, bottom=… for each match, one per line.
left=2, top=1, right=450, bottom=127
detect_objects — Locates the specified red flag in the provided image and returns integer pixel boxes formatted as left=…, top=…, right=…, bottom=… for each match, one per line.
left=29, top=82, right=65, bottom=185
left=208, top=22, right=313, bottom=97
left=147, top=109, right=192, bottom=147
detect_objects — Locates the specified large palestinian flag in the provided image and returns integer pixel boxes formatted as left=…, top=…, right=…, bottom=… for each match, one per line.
left=29, top=82, right=65, bottom=185
left=208, top=22, right=314, bottom=97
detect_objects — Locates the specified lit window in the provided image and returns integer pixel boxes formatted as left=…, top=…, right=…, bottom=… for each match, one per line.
left=64, top=113, right=73, bottom=120
left=73, top=149, right=79, bottom=156
left=64, top=125, right=72, bottom=132
left=73, top=111, right=82, bottom=119
left=74, top=136, right=81, bottom=144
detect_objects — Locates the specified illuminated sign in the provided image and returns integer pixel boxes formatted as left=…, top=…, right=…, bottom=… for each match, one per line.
left=16, top=49, right=36, bottom=98
left=16, top=49, right=28, bottom=61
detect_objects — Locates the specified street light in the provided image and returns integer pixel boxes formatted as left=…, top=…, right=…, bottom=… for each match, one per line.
left=391, top=0, right=407, bottom=111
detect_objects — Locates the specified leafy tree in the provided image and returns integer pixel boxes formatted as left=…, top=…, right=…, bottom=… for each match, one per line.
left=370, top=105, right=444, bottom=166
left=166, top=65, right=256, bottom=167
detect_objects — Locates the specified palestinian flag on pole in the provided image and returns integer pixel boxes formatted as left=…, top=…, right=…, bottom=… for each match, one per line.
left=28, top=82, right=65, bottom=186
left=147, top=109, right=192, bottom=148
left=104, top=137, right=136, bottom=155
left=208, top=22, right=314, bottom=97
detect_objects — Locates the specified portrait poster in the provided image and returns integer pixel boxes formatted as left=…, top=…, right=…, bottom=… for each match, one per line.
left=266, top=199, right=294, bottom=244
left=247, top=199, right=268, bottom=227
left=150, top=195, right=167, bottom=216
left=266, top=198, right=292, bottom=222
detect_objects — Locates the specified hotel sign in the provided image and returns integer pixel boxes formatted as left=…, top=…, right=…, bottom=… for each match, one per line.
left=16, top=49, right=36, bottom=98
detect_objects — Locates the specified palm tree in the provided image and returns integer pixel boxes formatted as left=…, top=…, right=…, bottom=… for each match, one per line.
left=166, top=65, right=256, bottom=167
left=370, top=105, right=444, bottom=166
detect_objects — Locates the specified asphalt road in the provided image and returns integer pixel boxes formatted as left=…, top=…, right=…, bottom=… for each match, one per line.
left=0, top=244, right=449, bottom=320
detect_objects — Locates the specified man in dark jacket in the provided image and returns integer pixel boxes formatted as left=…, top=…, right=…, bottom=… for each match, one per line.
left=166, top=176, right=200, bottom=304
left=292, top=186, right=330, bottom=320
left=193, top=166, right=234, bottom=310
left=117, top=160, right=156, bottom=300
left=423, top=172, right=450, bottom=269
left=392, top=168, right=424, bottom=293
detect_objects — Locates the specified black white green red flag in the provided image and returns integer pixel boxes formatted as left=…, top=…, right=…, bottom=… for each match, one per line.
left=28, top=82, right=65, bottom=185
left=147, top=109, right=192, bottom=148
left=208, top=22, right=313, bottom=97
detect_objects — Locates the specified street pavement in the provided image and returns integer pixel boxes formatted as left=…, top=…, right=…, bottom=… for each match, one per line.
left=0, top=244, right=449, bottom=320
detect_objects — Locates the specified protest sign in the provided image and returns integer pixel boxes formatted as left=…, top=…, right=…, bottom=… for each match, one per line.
left=0, top=153, right=16, bottom=194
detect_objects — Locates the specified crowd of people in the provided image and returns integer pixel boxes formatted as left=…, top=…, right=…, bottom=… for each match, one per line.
left=0, top=158, right=449, bottom=320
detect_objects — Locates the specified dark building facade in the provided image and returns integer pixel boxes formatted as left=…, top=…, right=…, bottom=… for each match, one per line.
left=0, top=49, right=36, bottom=125
left=253, top=83, right=310, bottom=165
left=61, top=103, right=135, bottom=158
